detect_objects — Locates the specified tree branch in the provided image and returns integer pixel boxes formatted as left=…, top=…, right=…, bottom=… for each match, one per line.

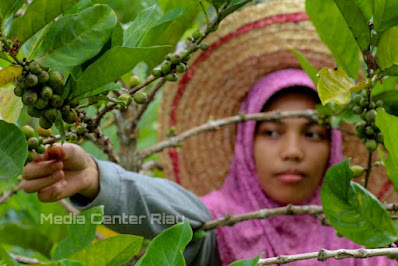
left=10, top=253, right=43, bottom=264
left=257, top=247, right=398, bottom=265
left=0, top=181, right=23, bottom=204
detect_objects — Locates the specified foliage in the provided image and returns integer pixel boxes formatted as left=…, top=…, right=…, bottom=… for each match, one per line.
left=0, top=0, right=398, bottom=265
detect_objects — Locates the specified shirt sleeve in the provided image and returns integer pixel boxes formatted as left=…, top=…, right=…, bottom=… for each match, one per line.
left=69, top=157, right=220, bottom=266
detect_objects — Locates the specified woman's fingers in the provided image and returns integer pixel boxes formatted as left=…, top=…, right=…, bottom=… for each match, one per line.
left=23, top=160, right=63, bottom=180
left=22, top=170, right=64, bottom=193
left=37, top=176, right=85, bottom=202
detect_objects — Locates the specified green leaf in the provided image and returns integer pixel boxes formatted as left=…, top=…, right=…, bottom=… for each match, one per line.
left=36, top=4, right=117, bottom=67
left=36, top=259, right=83, bottom=266
left=74, top=82, right=122, bottom=101
left=0, top=244, right=18, bottom=266
left=52, top=206, right=104, bottom=260
left=123, top=4, right=160, bottom=47
left=69, top=234, right=143, bottom=265
left=0, top=65, right=23, bottom=87
left=0, top=0, right=26, bottom=22
left=375, top=25, right=398, bottom=71
left=228, top=253, right=262, bottom=266
left=374, top=0, right=398, bottom=33
left=22, top=25, right=51, bottom=60
left=289, top=48, right=319, bottom=85
left=316, top=67, right=366, bottom=105
left=135, top=220, right=192, bottom=266
left=375, top=110, right=398, bottom=192
left=354, top=0, right=374, bottom=21
left=371, top=76, right=398, bottom=96
left=0, top=85, right=23, bottom=123
left=111, top=22, right=124, bottom=48
left=71, top=46, right=170, bottom=99
left=211, top=0, right=228, bottom=9
left=0, top=120, right=27, bottom=179
left=321, top=159, right=398, bottom=247
left=7, top=0, right=79, bottom=45
left=333, top=0, right=370, bottom=52
left=55, top=111, right=66, bottom=144
left=64, top=0, right=94, bottom=15
left=221, top=0, right=252, bottom=20
left=0, top=224, right=54, bottom=257
left=306, top=0, right=360, bottom=78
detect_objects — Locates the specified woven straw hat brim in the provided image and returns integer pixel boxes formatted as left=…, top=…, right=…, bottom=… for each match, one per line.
left=158, top=0, right=396, bottom=201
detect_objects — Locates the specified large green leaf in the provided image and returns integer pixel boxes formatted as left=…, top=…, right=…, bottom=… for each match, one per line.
left=34, top=259, right=83, bottom=266
left=74, top=82, right=122, bottom=101
left=0, top=120, right=27, bottom=179
left=228, top=253, right=262, bottom=266
left=372, top=90, right=398, bottom=116
left=0, top=65, right=23, bottom=87
left=0, top=224, right=54, bottom=257
left=316, top=67, right=366, bottom=105
left=0, top=85, right=23, bottom=123
left=321, top=159, right=397, bottom=247
left=36, top=4, right=117, bottom=67
left=375, top=110, right=398, bottom=192
left=289, top=48, right=319, bottom=85
left=375, top=25, right=398, bottom=71
left=0, top=245, right=18, bottom=266
left=374, top=0, right=398, bottom=33
left=306, top=0, right=360, bottom=78
left=7, top=0, right=79, bottom=45
left=52, top=206, right=104, bottom=260
left=221, top=0, right=252, bottom=20
left=354, top=0, right=374, bottom=21
left=71, top=46, right=170, bottom=99
left=69, top=235, right=143, bottom=265
left=0, top=0, right=25, bottom=22
left=333, top=0, right=370, bottom=52
left=135, top=220, right=192, bottom=266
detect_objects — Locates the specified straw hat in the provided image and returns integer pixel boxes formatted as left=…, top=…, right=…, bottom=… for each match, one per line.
left=158, top=0, right=397, bottom=202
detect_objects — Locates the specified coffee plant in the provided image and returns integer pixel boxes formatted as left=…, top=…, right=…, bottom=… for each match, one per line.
left=0, top=0, right=398, bottom=265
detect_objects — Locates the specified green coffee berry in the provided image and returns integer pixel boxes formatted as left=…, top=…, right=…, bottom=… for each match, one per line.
left=353, top=94, right=363, bottom=105
left=40, top=86, right=53, bottom=99
left=365, top=126, right=374, bottom=136
left=152, top=67, right=163, bottom=78
left=350, top=165, right=364, bottom=178
left=36, top=145, right=46, bottom=154
left=26, top=74, right=38, bottom=87
left=373, top=161, right=381, bottom=167
left=170, top=53, right=182, bottom=64
left=368, top=101, right=376, bottom=109
left=26, top=151, right=35, bottom=164
left=76, top=125, right=86, bottom=135
left=38, top=71, right=49, bottom=83
left=119, top=93, right=132, bottom=105
left=43, top=108, right=57, bottom=123
left=376, top=132, right=384, bottom=144
left=14, top=86, right=24, bottom=97
left=21, top=125, right=35, bottom=139
left=68, top=133, right=79, bottom=143
left=376, top=100, right=384, bottom=107
left=69, top=100, right=79, bottom=109
left=39, top=116, right=53, bottom=129
left=38, top=126, right=52, bottom=137
left=37, top=136, right=43, bottom=145
left=176, top=63, right=187, bottom=73
left=51, top=95, right=64, bottom=108
left=34, top=98, right=49, bottom=110
left=365, top=139, right=378, bottom=151
left=62, top=109, right=77, bottom=124
left=161, top=61, right=172, bottom=75
left=27, top=106, right=42, bottom=118
left=22, top=90, right=38, bottom=105
left=133, top=91, right=148, bottom=104
left=128, top=75, right=141, bottom=87
left=60, top=105, right=70, bottom=115
left=200, top=43, right=209, bottom=51
left=352, top=106, right=363, bottom=115
left=355, top=121, right=367, bottom=133
left=182, top=54, right=191, bottom=63
left=192, top=30, right=202, bottom=40
left=165, top=73, right=178, bottom=82
left=365, top=109, right=377, bottom=123
left=27, top=137, right=39, bottom=150
left=164, top=53, right=173, bottom=61
left=48, top=71, right=64, bottom=94
left=28, top=61, right=41, bottom=75
left=359, top=98, right=369, bottom=107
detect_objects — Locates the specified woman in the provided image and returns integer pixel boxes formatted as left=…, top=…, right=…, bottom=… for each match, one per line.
left=21, top=0, right=395, bottom=265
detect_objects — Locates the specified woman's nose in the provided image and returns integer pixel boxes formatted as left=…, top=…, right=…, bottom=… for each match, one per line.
left=280, top=133, right=304, bottom=161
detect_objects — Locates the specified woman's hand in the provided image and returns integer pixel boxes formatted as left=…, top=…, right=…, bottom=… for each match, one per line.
left=22, top=143, right=99, bottom=202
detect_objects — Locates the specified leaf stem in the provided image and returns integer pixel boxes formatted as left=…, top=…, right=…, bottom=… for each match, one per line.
left=364, top=151, right=373, bottom=188
left=198, top=0, right=210, bottom=27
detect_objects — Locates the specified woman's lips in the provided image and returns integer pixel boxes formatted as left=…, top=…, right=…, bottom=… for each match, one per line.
left=276, top=173, right=304, bottom=184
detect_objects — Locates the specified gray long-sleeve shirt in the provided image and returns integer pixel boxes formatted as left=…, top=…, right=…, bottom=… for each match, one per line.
left=69, top=158, right=221, bottom=265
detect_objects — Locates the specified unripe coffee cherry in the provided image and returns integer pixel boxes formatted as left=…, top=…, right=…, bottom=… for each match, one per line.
left=152, top=67, right=162, bottom=78
left=182, top=54, right=191, bottom=62
left=366, top=139, right=378, bottom=151
left=39, top=116, right=53, bottom=129
left=161, top=61, right=172, bottom=75
left=40, top=86, right=53, bottom=99
left=51, top=95, right=64, bottom=108
left=133, top=92, right=148, bottom=104
left=27, top=106, right=42, bottom=118
left=60, top=105, right=70, bottom=115
left=355, top=121, right=366, bottom=133
left=200, top=43, right=209, bottom=51
left=165, top=73, right=178, bottom=82
left=21, top=125, right=35, bottom=139
left=368, top=101, right=376, bottom=109
left=28, top=61, right=41, bottom=74
left=376, top=100, right=384, bottom=107
left=352, top=106, right=363, bottom=114
left=170, top=53, right=182, bottom=64
left=14, top=86, right=24, bottom=97
left=36, top=145, right=46, bottom=154
left=69, top=100, right=79, bottom=108
left=353, top=94, right=363, bottom=105
left=43, top=108, right=57, bottom=123
left=34, top=98, right=49, bottom=110
left=119, top=93, right=132, bottom=105
left=38, top=71, right=49, bottom=83
left=62, top=109, right=77, bottom=124
left=128, top=75, right=141, bottom=87
left=27, top=137, right=40, bottom=150
left=164, top=53, right=173, bottom=61
left=350, top=165, right=364, bottom=178
left=176, top=63, right=187, bottom=73
left=359, top=98, right=369, bottom=107
left=68, top=133, right=79, bottom=143
left=376, top=132, right=384, bottom=144
left=48, top=71, right=64, bottom=94
left=373, top=161, right=381, bottom=167
left=192, top=29, right=202, bottom=40
left=26, top=74, right=38, bottom=87
left=26, top=151, right=35, bottom=164
left=365, top=109, right=377, bottom=123
left=76, top=125, right=86, bottom=135
left=365, top=126, right=374, bottom=136
left=22, top=90, right=38, bottom=105
left=38, top=127, right=52, bottom=137
left=17, top=76, right=27, bottom=89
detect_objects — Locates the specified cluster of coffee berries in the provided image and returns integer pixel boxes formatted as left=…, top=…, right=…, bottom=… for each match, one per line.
left=187, top=30, right=210, bottom=51
left=21, top=125, right=51, bottom=164
left=151, top=52, right=190, bottom=82
left=352, top=93, right=384, bottom=152
left=14, top=60, right=79, bottom=129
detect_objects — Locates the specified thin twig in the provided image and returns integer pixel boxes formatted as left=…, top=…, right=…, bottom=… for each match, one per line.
left=364, top=151, right=373, bottom=188
left=0, top=181, right=23, bottom=204
left=138, top=110, right=318, bottom=159
left=88, top=128, right=121, bottom=164
left=198, top=0, right=210, bottom=27
left=10, top=253, right=43, bottom=264
left=257, top=247, right=398, bottom=265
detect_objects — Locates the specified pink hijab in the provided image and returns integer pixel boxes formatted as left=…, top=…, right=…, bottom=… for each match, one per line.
left=201, top=69, right=391, bottom=265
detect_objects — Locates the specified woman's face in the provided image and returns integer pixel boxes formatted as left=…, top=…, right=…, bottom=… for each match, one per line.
left=253, top=91, right=330, bottom=204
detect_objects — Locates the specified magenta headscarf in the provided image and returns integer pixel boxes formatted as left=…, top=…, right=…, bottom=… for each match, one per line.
left=201, top=69, right=391, bottom=265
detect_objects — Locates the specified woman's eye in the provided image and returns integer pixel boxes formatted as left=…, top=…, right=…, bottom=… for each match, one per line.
left=305, top=131, right=321, bottom=139
left=264, top=130, right=279, bottom=137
